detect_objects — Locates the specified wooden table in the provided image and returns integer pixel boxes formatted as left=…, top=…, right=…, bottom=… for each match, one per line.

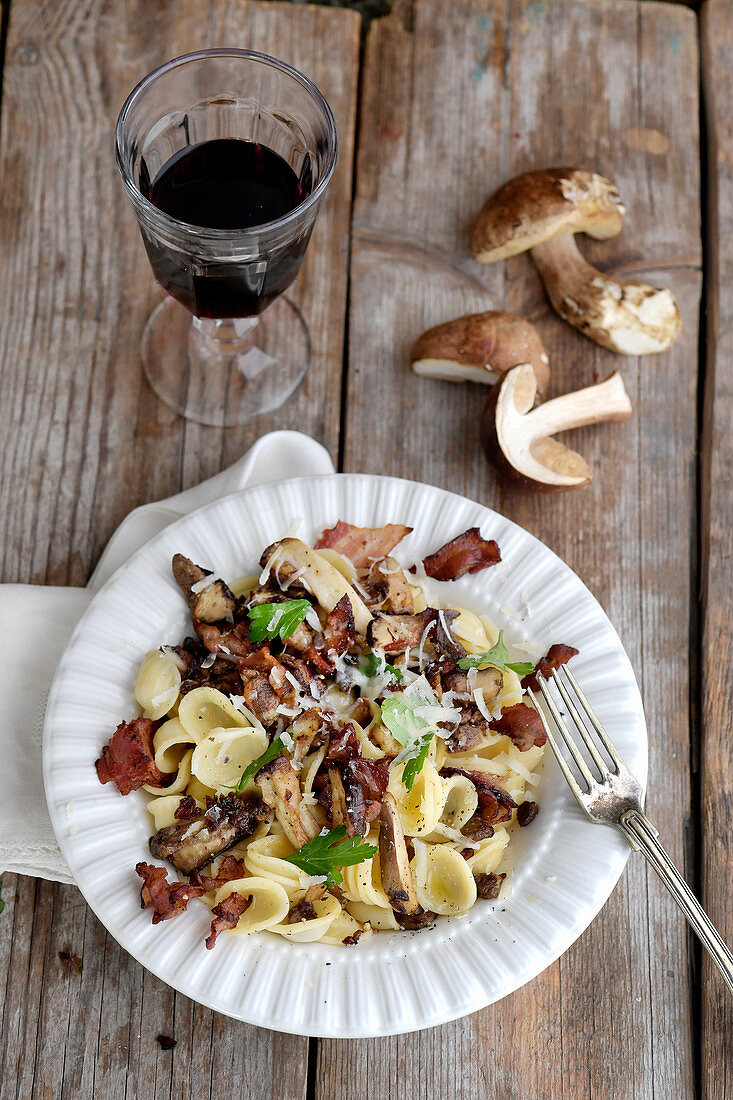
left=0, top=0, right=729, bottom=1095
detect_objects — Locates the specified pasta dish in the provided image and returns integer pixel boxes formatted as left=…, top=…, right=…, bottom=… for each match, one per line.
left=95, top=521, right=576, bottom=948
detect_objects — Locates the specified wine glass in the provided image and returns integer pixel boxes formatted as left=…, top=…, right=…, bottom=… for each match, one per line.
left=115, top=49, right=338, bottom=426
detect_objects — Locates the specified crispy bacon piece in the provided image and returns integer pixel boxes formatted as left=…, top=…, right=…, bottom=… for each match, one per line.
left=474, top=871, right=506, bottom=899
left=395, top=906, right=437, bottom=930
left=189, top=854, right=246, bottom=892
left=367, top=609, right=438, bottom=653
left=314, top=521, right=412, bottom=568
left=522, top=643, right=579, bottom=691
left=149, top=795, right=267, bottom=874
left=444, top=767, right=517, bottom=825
left=492, top=702, right=547, bottom=751
left=135, top=862, right=204, bottom=924
left=517, top=800, right=539, bottom=827
left=205, top=891, right=251, bottom=949
left=322, top=594, right=356, bottom=657
left=236, top=648, right=289, bottom=726
left=417, top=527, right=501, bottom=581
left=170, top=639, right=244, bottom=696
left=342, top=930, right=364, bottom=946
left=195, top=619, right=256, bottom=660
left=96, top=718, right=168, bottom=795
left=325, top=724, right=362, bottom=763
left=174, top=795, right=201, bottom=821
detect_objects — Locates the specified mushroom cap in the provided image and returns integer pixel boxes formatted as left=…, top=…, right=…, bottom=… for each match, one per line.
left=410, top=310, right=551, bottom=396
left=472, top=168, right=626, bottom=264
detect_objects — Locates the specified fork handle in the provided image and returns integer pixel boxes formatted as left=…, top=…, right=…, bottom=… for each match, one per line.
left=621, top=809, right=733, bottom=994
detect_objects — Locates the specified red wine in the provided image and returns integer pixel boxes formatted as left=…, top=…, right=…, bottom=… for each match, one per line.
left=140, top=139, right=312, bottom=318
left=149, top=139, right=304, bottom=230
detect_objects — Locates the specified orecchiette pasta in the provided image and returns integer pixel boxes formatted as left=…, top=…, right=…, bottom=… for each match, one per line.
left=135, top=650, right=182, bottom=721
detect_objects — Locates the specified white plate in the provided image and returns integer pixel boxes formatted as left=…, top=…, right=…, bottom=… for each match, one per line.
left=43, top=474, right=647, bottom=1037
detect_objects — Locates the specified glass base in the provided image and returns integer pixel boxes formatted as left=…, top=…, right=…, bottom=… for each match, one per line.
left=141, top=295, right=311, bottom=426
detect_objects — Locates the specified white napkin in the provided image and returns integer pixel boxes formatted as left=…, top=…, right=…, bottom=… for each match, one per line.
left=0, top=431, right=335, bottom=885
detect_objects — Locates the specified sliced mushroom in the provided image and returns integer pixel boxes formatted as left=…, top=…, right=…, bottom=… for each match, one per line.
left=363, top=557, right=415, bottom=615
left=327, top=766, right=349, bottom=830
left=149, top=795, right=267, bottom=874
left=481, top=363, right=632, bottom=491
left=443, top=666, right=502, bottom=702
left=368, top=610, right=437, bottom=653
left=378, top=792, right=418, bottom=915
left=411, top=310, right=550, bottom=396
left=290, top=710, right=326, bottom=767
left=172, top=554, right=237, bottom=623
left=256, top=755, right=320, bottom=849
left=472, top=167, right=681, bottom=355
left=259, top=538, right=372, bottom=636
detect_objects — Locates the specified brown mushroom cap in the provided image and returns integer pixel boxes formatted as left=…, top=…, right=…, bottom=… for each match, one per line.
left=472, top=168, right=625, bottom=264
left=410, top=310, right=550, bottom=396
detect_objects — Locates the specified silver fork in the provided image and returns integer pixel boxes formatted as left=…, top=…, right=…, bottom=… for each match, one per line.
left=527, top=665, right=733, bottom=993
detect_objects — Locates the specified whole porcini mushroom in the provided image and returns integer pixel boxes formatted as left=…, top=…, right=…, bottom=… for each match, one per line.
left=410, top=310, right=550, bottom=396
left=481, top=363, right=633, bottom=491
left=472, top=168, right=681, bottom=356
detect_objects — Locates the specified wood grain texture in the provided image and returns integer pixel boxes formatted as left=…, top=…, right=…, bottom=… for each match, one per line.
left=323, top=0, right=701, bottom=1096
left=701, top=1, right=733, bottom=1094
left=0, top=1, right=359, bottom=1095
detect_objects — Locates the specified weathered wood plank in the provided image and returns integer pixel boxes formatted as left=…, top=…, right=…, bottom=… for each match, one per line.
left=700, top=1, right=733, bottom=1094
left=323, top=0, right=700, bottom=1096
left=0, top=1, right=359, bottom=1095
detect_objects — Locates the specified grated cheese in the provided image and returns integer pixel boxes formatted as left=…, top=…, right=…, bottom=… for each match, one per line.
left=190, top=574, right=214, bottom=595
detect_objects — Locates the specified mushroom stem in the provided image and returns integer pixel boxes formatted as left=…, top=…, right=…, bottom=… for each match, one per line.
left=530, top=233, right=682, bottom=355
left=481, top=363, right=633, bottom=491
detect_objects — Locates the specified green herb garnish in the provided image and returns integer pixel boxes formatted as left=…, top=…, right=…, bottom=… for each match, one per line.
left=457, top=629, right=534, bottom=677
left=233, top=736, right=285, bottom=793
left=360, top=650, right=404, bottom=683
left=399, top=731, right=435, bottom=792
left=381, top=690, right=438, bottom=792
left=248, top=599, right=311, bottom=644
left=283, top=826, right=377, bottom=887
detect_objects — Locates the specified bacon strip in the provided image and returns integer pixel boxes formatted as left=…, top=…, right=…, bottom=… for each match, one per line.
left=322, top=594, right=356, bottom=657
left=190, top=854, right=246, bottom=892
left=205, top=892, right=251, bottom=949
left=96, top=718, right=168, bottom=795
left=135, top=862, right=204, bottom=924
left=522, top=643, right=579, bottom=691
left=418, top=527, right=501, bottom=581
left=492, top=702, right=547, bottom=751
left=315, top=521, right=412, bottom=568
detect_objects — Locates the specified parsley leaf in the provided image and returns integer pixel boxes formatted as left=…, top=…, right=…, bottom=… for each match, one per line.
left=457, top=629, right=534, bottom=677
left=283, top=826, right=377, bottom=887
left=399, top=731, right=435, bottom=792
left=360, top=651, right=404, bottom=683
left=248, top=599, right=311, bottom=644
left=233, top=736, right=285, bottom=793
left=381, top=691, right=437, bottom=792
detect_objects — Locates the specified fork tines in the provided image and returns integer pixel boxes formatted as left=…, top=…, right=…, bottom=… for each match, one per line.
left=527, top=666, right=631, bottom=796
